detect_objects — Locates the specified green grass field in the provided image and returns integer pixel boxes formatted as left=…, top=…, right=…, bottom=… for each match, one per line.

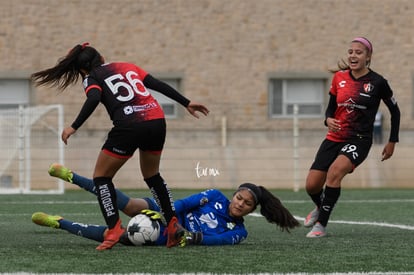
left=1, top=188, right=413, bottom=274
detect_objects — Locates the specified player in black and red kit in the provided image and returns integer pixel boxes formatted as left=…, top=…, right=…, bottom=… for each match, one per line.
left=31, top=43, right=209, bottom=250
left=303, top=37, right=400, bottom=238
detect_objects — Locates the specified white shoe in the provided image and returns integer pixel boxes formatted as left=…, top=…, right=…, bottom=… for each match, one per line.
left=306, top=222, right=327, bottom=238
left=304, top=207, right=319, bottom=228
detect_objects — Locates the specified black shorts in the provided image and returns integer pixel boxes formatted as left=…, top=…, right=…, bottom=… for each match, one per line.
left=102, top=118, right=166, bottom=158
left=310, top=138, right=372, bottom=172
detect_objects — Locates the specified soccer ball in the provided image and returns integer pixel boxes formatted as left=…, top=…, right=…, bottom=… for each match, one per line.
left=126, top=213, right=161, bottom=246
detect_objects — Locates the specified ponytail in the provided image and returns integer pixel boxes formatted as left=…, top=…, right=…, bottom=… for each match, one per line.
left=257, top=187, right=300, bottom=232
left=237, top=183, right=300, bottom=232
left=329, top=59, right=350, bottom=73
left=31, top=43, right=103, bottom=91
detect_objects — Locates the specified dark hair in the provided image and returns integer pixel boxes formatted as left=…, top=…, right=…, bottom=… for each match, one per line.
left=31, top=43, right=103, bottom=90
left=238, top=183, right=300, bottom=233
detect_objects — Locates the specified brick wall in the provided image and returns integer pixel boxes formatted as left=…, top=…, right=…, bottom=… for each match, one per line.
left=1, top=0, right=413, bottom=190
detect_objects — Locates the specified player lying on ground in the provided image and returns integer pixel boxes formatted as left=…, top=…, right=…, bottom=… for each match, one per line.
left=32, top=164, right=300, bottom=246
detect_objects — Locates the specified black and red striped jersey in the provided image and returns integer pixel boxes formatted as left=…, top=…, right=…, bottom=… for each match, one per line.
left=326, top=69, right=399, bottom=142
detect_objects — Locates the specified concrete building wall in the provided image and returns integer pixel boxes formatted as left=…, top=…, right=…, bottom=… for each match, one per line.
left=1, top=0, right=414, bottom=190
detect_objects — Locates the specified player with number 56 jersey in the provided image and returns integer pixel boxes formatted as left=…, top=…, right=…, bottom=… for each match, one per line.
left=31, top=43, right=209, bottom=250
left=84, top=62, right=183, bottom=125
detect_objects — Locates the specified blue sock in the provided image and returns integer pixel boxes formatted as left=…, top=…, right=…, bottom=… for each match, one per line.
left=59, top=219, right=106, bottom=242
left=72, top=173, right=97, bottom=194
left=72, top=172, right=130, bottom=211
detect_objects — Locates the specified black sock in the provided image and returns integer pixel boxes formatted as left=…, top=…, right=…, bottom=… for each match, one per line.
left=308, top=189, right=323, bottom=208
left=318, top=186, right=341, bottom=227
left=144, top=173, right=176, bottom=223
left=94, top=177, right=119, bottom=229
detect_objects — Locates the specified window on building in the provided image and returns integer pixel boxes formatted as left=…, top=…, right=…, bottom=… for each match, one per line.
left=268, top=75, right=329, bottom=118
left=0, top=79, right=30, bottom=109
left=149, top=78, right=181, bottom=118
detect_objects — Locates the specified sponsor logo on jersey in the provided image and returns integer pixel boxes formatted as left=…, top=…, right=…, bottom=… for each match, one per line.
left=339, top=98, right=367, bottom=113
left=124, top=106, right=133, bottom=115
left=123, top=103, right=158, bottom=115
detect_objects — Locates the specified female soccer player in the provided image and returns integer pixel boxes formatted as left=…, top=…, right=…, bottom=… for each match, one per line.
left=32, top=164, right=300, bottom=246
left=31, top=43, right=209, bottom=249
left=304, top=37, right=400, bottom=238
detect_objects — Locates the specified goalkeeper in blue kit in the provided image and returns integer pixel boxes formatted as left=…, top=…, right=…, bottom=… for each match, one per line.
left=32, top=164, right=299, bottom=246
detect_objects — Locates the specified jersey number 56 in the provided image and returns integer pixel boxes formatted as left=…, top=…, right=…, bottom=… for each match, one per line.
left=105, top=71, right=149, bottom=102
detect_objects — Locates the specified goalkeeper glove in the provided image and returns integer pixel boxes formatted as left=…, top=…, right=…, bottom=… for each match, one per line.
left=179, top=231, right=203, bottom=247
left=141, top=209, right=166, bottom=226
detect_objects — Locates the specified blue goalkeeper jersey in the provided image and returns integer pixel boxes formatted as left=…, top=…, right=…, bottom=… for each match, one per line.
left=154, top=189, right=247, bottom=245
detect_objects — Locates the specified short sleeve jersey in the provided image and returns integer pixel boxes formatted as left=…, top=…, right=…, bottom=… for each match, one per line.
left=83, top=62, right=164, bottom=126
left=327, top=70, right=394, bottom=142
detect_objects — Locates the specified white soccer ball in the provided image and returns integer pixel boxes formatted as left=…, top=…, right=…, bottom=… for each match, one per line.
left=126, top=213, right=161, bottom=246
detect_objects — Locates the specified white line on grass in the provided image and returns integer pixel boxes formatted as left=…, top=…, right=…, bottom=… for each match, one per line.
left=285, top=199, right=414, bottom=204
left=3, top=199, right=414, bottom=231
left=5, top=212, right=412, bottom=232
left=329, top=219, right=414, bottom=230
left=248, top=213, right=414, bottom=231
left=297, top=216, right=414, bottom=231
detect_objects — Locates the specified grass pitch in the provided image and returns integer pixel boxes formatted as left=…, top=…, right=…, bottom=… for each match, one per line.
left=1, top=188, right=413, bottom=274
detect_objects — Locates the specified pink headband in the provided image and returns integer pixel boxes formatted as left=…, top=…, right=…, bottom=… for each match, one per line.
left=352, top=37, right=373, bottom=53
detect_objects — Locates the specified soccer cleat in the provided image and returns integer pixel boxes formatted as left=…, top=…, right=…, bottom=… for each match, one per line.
left=32, top=212, right=62, bottom=229
left=304, top=207, right=320, bottom=228
left=96, top=219, right=125, bottom=250
left=48, top=163, right=73, bottom=183
left=166, top=216, right=186, bottom=248
left=306, top=222, right=327, bottom=238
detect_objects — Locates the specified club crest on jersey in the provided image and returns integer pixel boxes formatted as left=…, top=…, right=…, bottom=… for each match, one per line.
left=363, top=82, right=374, bottom=93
